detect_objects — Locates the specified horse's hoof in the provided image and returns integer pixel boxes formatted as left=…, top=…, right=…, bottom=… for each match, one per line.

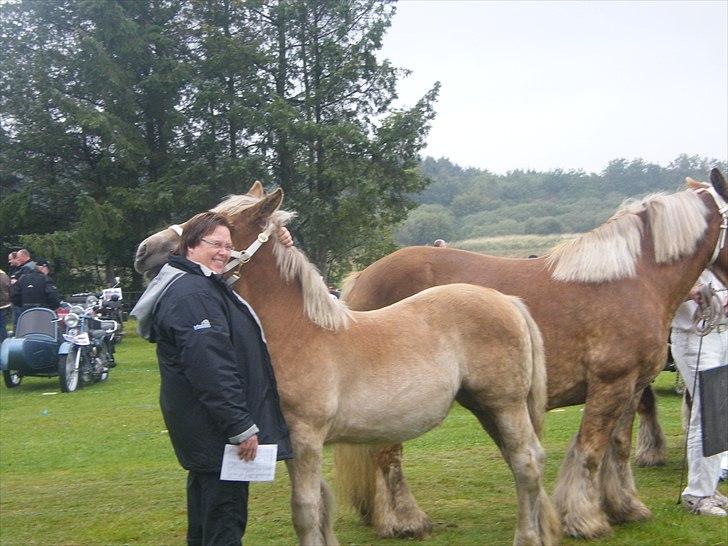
left=608, top=500, right=652, bottom=524
left=634, top=452, right=667, bottom=467
left=561, top=515, right=612, bottom=539
left=374, top=513, right=432, bottom=539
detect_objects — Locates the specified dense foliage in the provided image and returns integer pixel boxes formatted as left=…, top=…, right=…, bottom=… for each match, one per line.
left=0, top=0, right=438, bottom=292
left=396, top=154, right=727, bottom=245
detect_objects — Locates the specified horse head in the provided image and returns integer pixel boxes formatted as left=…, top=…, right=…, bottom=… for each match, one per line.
left=686, top=168, right=728, bottom=287
left=133, top=181, right=266, bottom=280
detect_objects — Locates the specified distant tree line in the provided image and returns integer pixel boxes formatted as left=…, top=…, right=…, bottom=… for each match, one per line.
left=0, top=0, right=438, bottom=293
left=397, top=154, right=727, bottom=245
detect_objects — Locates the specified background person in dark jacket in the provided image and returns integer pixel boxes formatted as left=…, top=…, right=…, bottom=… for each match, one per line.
left=10, top=258, right=61, bottom=312
left=131, top=211, right=292, bottom=546
left=0, top=268, right=10, bottom=342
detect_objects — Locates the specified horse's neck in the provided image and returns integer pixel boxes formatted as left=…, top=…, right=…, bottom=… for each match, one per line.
left=642, top=215, right=721, bottom=319
left=234, top=253, right=314, bottom=343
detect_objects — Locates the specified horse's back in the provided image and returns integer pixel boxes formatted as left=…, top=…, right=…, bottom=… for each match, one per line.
left=344, top=246, right=539, bottom=311
left=395, top=282, right=529, bottom=335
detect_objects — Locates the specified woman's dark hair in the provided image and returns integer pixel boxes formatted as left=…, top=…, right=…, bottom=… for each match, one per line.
left=177, top=211, right=234, bottom=256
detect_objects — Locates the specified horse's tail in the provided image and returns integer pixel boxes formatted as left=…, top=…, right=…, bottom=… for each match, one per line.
left=510, top=296, right=548, bottom=437
left=340, top=270, right=361, bottom=301
left=334, top=443, right=376, bottom=521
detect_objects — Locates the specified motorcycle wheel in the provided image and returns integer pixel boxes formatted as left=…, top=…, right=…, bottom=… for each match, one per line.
left=3, top=370, right=22, bottom=388
left=59, top=346, right=82, bottom=393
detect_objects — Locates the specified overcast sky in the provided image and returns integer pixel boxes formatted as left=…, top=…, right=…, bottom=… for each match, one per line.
left=379, top=0, right=728, bottom=174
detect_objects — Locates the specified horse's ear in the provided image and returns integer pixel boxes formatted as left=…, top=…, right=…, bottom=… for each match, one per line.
left=247, top=188, right=283, bottom=222
left=685, top=176, right=703, bottom=189
left=709, top=168, right=727, bottom=200
left=247, top=180, right=264, bottom=198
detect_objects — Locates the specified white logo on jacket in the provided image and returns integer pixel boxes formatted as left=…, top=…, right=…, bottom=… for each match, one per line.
left=193, top=319, right=211, bottom=330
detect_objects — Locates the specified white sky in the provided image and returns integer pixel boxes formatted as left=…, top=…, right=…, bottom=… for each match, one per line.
left=379, top=0, right=728, bottom=174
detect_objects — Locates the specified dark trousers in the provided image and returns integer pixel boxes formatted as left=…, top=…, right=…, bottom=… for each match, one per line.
left=186, top=471, right=249, bottom=546
left=12, top=305, right=22, bottom=333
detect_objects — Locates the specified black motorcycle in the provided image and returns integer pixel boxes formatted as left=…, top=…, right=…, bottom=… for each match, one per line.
left=59, top=304, right=120, bottom=392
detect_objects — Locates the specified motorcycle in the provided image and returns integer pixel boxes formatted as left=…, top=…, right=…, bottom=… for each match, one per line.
left=68, top=277, right=125, bottom=342
left=59, top=304, right=120, bottom=392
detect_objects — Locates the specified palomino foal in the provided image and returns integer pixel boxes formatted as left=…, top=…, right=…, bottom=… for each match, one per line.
left=136, top=187, right=561, bottom=545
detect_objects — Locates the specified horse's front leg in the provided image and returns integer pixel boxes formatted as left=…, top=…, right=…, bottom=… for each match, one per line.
left=286, top=439, right=337, bottom=546
left=553, top=378, right=637, bottom=538
left=600, top=390, right=652, bottom=523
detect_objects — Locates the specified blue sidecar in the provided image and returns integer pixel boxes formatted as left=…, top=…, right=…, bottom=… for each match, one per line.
left=0, top=307, right=70, bottom=389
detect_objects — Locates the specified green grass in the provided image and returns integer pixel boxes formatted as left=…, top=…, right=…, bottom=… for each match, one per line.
left=454, top=233, right=578, bottom=258
left=1, top=323, right=726, bottom=545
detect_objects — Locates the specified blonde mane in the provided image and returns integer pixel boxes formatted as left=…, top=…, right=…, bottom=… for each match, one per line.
left=546, top=190, right=709, bottom=283
left=214, top=194, right=354, bottom=331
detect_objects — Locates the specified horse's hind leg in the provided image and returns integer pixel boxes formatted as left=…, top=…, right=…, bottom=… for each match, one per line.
left=634, top=386, right=667, bottom=467
left=463, top=393, right=560, bottom=546
left=493, top=408, right=560, bottom=546
left=600, top=391, right=652, bottom=524
left=334, top=443, right=431, bottom=538
left=371, top=444, right=432, bottom=538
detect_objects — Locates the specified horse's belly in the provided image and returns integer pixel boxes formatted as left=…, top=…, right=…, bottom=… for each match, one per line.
left=329, top=386, right=457, bottom=444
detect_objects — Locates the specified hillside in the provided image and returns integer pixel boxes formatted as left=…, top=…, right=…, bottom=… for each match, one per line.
left=396, top=154, right=726, bottom=246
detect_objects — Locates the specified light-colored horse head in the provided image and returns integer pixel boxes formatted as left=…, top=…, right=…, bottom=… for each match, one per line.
left=133, top=181, right=265, bottom=280
left=686, top=168, right=728, bottom=287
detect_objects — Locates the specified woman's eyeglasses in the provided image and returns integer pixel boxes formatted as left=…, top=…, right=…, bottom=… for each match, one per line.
left=201, top=238, right=235, bottom=252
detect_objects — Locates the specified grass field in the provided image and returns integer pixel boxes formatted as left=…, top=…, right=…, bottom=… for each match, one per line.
left=453, top=233, right=578, bottom=258
left=1, top=322, right=726, bottom=545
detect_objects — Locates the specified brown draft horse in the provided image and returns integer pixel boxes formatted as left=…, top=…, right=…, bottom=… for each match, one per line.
left=135, top=186, right=561, bottom=545
left=335, top=169, right=728, bottom=539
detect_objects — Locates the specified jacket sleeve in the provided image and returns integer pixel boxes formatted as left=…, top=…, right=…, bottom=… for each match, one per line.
left=45, top=282, right=62, bottom=309
left=164, top=291, right=258, bottom=442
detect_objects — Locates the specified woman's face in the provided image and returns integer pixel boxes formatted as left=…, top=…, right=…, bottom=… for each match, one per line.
left=186, top=225, right=233, bottom=274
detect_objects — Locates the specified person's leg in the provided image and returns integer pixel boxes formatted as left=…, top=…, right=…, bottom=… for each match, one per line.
left=196, top=473, right=248, bottom=546
left=671, top=331, right=726, bottom=516
left=187, top=472, right=204, bottom=546
left=12, top=304, right=21, bottom=333
left=0, top=307, right=7, bottom=342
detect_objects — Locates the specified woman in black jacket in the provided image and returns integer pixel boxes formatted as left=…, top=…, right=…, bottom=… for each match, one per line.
left=132, top=212, right=292, bottom=546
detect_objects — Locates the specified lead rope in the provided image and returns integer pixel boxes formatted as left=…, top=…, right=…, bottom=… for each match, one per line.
left=691, top=284, right=726, bottom=336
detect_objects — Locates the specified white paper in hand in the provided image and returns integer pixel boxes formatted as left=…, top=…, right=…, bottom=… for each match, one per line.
left=220, top=444, right=278, bottom=482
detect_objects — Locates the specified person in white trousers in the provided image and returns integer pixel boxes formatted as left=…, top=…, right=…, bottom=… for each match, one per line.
left=671, top=268, right=728, bottom=516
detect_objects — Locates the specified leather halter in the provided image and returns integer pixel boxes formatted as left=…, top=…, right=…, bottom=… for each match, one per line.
left=695, top=186, right=728, bottom=265
left=221, top=223, right=278, bottom=286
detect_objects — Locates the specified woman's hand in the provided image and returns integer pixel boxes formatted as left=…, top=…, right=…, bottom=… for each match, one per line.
left=237, top=434, right=259, bottom=462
